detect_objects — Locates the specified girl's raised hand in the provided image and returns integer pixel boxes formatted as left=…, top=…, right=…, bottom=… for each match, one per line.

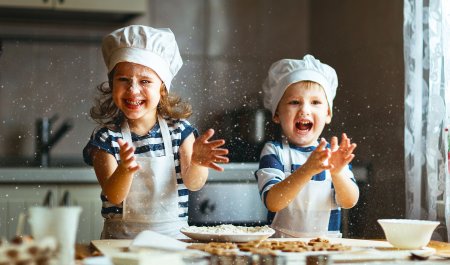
left=302, top=138, right=333, bottom=175
left=117, top=138, right=141, bottom=173
left=192, top=129, right=229, bottom=171
left=329, top=133, right=356, bottom=175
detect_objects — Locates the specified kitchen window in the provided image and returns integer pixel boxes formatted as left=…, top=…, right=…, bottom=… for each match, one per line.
left=403, top=0, right=450, bottom=241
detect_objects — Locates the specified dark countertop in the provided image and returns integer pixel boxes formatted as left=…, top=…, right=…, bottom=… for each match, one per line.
left=0, top=167, right=97, bottom=184
left=0, top=163, right=260, bottom=184
left=0, top=163, right=369, bottom=184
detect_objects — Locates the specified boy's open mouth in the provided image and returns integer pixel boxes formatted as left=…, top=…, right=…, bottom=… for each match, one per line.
left=295, top=120, right=313, bottom=132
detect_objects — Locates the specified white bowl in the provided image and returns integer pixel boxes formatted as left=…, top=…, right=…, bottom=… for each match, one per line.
left=377, top=219, right=439, bottom=249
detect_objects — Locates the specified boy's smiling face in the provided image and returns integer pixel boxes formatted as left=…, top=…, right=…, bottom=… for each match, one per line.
left=273, top=81, right=331, bottom=147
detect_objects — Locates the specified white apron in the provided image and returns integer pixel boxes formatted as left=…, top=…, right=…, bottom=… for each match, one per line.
left=271, top=136, right=339, bottom=238
left=102, top=116, right=188, bottom=239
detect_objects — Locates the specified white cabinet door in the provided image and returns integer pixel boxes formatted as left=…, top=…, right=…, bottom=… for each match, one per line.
left=0, top=0, right=52, bottom=9
left=0, top=185, right=58, bottom=240
left=54, top=0, right=147, bottom=13
left=59, top=185, right=103, bottom=243
left=0, top=184, right=103, bottom=244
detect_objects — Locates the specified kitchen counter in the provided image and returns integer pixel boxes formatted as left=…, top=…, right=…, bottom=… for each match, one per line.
left=0, top=163, right=367, bottom=184
left=0, top=163, right=260, bottom=184
left=208, top=162, right=258, bottom=182
left=83, top=238, right=450, bottom=265
left=0, top=167, right=97, bottom=184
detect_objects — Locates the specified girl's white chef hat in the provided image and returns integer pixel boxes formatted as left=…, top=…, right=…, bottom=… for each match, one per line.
left=263, top=54, right=338, bottom=117
left=102, top=25, right=182, bottom=91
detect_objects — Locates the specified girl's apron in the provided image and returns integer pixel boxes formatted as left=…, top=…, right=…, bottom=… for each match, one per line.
left=271, top=136, right=338, bottom=238
left=102, top=116, right=188, bottom=239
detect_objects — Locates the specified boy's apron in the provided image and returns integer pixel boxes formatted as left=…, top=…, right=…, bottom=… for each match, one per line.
left=271, top=136, right=337, bottom=238
left=102, top=116, right=187, bottom=239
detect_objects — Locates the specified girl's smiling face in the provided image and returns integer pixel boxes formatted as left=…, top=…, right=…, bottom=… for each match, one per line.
left=274, top=81, right=331, bottom=147
left=112, top=62, right=163, bottom=123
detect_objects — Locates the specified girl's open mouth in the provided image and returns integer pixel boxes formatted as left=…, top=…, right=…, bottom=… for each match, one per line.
left=295, top=120, right=313, bottom=132
left=125, top=99, right=144, bottom=108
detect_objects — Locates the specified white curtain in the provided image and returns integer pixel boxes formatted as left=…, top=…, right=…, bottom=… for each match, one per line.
left=404, top=0, right=450, bottom=241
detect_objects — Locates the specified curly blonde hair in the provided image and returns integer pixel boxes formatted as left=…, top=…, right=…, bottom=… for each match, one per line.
left=90, top=70, right=192, bottom=128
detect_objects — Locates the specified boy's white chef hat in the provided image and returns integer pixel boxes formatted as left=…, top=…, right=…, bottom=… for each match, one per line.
left=263, top=54, right=338, bottom=117
left=102, top=25, right=182, bottom=91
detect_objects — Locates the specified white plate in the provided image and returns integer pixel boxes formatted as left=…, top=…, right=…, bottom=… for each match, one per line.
left=180, top=228, right=275, bottom=243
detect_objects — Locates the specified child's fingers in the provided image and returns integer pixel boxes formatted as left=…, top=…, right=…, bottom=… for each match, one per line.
left=118, top=138, right=133, bottom=151
left=320, top=164, right=334, bottom=171
left=311, top=146, right=329, bottom=162
left=340, top=143, right=357, bottom=157
left=212, top=155, right=229, bottom=163
left=118, top=142, right=138, bottom=168
left=330, top=136, right=338, bottom=151
left=312, top=149, right=331, bottom=167
left=121, top=154, right=135, bottom=166
left=128, top=163, right=141, bottom=172
left=347, top=143, right=357, bottom=153
left=121, top=146, right=135, bottom=160
left=213, top=148, right=229, bottom=156
left=118, top=139, right=134, bottom=156
left=317, top=138, right=328, bottom=150
left=208, top=162, right=225, bottom=172
left=197, top=129, right=215, bottom=142
left=207, top=139, right=226, bottom=148
left=344, top=154, right=356, bottom=164
left=339, top=135, right=348, bottom=149
left=121, top=156, right=141, bottom=172
left=119, top=155, right=139, bottom=169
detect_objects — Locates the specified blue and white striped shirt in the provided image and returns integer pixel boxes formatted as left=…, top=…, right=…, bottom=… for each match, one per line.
left=255, top=140, right=356, bottom=232
left=83, top=118, right=196, bottom=221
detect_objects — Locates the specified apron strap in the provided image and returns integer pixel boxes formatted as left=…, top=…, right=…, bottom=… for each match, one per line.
left=121, top=116, right=173, bottom=156
left=281, top=135, right=292, bottom=175
left=157, top=116, right=173, bottom=156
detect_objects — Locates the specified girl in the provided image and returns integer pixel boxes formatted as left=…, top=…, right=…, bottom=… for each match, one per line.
left=83, top=25, right=229, bottom=239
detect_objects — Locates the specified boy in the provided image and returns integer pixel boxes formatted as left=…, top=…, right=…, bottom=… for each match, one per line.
left=257, top=54, right=359, bottom=238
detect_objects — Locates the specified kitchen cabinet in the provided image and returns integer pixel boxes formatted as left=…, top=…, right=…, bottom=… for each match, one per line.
left=54, top=0, right=147, bottom=13
left=60, top=185, right=103, bottom=244
left=0, top=0, right=51, bottom=9
left=0, top=184, right=103, bottom=243
left=0, top=184, right=57, bottom=238
left=0, top=0, right=147, bottom=13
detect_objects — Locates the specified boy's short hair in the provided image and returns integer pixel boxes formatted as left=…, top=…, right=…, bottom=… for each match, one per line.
left=263, top=54, right=338, bottom=117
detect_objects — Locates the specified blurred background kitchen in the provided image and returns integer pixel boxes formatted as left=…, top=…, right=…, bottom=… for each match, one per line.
left=0, top=0, right=441, bottom=241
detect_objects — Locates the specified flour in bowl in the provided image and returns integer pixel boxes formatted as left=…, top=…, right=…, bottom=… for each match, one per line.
left=183, top=224, right=273, bottom=234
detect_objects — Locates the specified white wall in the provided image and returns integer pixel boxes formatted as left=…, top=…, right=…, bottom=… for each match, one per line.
left=310, top=0, right=405, bottom=239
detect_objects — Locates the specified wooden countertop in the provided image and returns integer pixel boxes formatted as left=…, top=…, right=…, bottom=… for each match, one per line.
left=428, top=240, right=450, bottom=252
left=78, top=238, right=450, bottom=264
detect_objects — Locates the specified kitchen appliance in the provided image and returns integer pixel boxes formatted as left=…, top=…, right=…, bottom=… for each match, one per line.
left=219, top=108, right=279, bottom=162
left=189, top=163, right=370, bottom=237
left=188, top=163, right=268, bottom=226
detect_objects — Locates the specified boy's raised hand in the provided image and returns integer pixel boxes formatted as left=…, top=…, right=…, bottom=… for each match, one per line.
left=328, top=133, right=357, bottom=175
left=302, top=138, right=333, bottom=175
left=117, top=138, right=141, bottom=173
left=192, top=129, right=229, bottom=171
